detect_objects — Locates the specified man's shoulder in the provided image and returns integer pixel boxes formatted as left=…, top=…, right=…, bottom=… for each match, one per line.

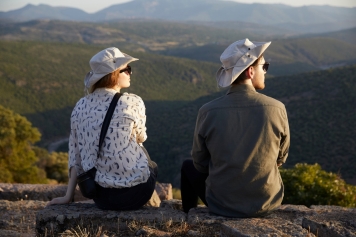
left=198, top=92, right=286, bottom=116
left=199, top=95, right=226, bottom=114
left=256, top=93, right=286, bottom=110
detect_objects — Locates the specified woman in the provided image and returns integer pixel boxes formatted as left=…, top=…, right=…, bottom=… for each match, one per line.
left=48, top=47, right=157, bottom=210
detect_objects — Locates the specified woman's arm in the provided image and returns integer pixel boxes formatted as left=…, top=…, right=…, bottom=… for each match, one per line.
left=46, top=167, right=77, bottom=206
left=133, top=96, right=147, bottom=143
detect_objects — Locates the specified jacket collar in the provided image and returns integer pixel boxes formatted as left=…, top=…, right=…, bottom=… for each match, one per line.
left=226, top=84, right=256, bottom=95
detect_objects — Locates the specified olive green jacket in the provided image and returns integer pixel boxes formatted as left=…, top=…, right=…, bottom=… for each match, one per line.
left=192, top=84, right=290, bottom=217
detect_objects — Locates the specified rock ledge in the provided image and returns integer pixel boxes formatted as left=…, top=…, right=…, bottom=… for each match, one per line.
left=34, top=200, right=356, bottom=237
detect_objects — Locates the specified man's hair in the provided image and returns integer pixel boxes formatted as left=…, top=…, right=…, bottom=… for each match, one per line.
left=90, top=69, right=121, bottom=93
left=232, top=55, right=264, bottom=85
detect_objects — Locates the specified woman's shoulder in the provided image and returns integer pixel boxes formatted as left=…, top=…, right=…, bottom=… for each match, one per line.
left=72, top=97, right=85, bottom=110
left=121, top=93, right=145, bottom=105
left=69, top=97, right=87, bottom=120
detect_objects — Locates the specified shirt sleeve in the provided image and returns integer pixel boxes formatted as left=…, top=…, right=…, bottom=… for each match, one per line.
left=191, top=110, right=210, bottom=173
left=68, top=105, right=83, bottom=175
left=277, top=108, right=290, bottom=165
left=133, top=96, right=147, bottom=143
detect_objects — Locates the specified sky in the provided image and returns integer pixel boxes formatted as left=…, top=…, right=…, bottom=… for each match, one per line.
left=1, top=0, right=355, bottom=13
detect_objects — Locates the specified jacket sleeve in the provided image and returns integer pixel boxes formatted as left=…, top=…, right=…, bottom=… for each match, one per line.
left=191, top=111, right=210, bottom=173
left=277, top=108, right=290, bottom=165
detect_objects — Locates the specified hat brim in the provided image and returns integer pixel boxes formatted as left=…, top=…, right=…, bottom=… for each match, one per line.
left=216, top=41, right=271, bottom=88
left=85, top=54, right=138, bottom=89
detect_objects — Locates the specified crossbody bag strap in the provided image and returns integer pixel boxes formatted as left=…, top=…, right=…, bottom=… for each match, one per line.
left=98, top=92, right=122, bottom=156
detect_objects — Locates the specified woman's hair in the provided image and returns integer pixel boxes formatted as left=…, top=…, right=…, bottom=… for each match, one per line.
left=232, top=55, right=264, bottom=85
left=90, top=69, right=121, bottom=93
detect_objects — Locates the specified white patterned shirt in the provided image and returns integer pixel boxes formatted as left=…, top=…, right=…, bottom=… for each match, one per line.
left=68, top=88, right=150, bottom=188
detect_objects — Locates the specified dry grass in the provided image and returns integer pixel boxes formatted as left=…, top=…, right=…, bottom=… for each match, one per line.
left=35, top=217, right=212, bottom=237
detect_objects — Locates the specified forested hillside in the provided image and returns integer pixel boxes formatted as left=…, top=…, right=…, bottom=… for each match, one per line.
left=161, top=34, right=356, bottom=76
left=0, top=40, right=221, bottom=144
left=146, top=65, right=356, bottom=185
left=0, top=40, right=355, bottom=186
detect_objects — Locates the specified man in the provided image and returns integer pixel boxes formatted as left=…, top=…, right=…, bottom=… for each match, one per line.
left=181, top=39, right=290, bottom=217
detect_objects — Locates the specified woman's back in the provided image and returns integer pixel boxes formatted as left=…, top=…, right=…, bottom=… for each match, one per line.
left=70, top=88, right=150, bottom=188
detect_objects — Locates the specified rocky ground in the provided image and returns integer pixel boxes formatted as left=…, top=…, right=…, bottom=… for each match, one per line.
left=1, top=183, right=356, bottom=237
left=0, top=200, right=47, bottom=237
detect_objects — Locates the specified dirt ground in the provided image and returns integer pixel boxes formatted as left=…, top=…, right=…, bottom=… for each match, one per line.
left=0, top=200, right=47, bottom=237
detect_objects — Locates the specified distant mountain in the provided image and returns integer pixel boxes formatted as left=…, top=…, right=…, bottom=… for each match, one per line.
left=0, top=4, right=91, bottom=22
left=0, top=0, right=355, bottom=34
left=1, top=20, right=355, bottom=77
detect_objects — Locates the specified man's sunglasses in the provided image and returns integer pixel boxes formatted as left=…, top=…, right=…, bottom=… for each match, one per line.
left=119, top=65, right=132, bottom=74
left=259, top=62, right=270, bottom=72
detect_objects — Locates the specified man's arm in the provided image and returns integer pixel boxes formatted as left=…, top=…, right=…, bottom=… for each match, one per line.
left=277, top=109, right=290, bottom=166
left=191, top=112, right=210, bottom=173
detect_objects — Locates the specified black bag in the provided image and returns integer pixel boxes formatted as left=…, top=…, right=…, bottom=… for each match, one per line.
left=77, top=93, right=121, bottom=199
left=77, top=167, right=97, bottom=199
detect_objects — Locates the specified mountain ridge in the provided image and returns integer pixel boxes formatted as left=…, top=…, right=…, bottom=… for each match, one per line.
left=1, top=0, right=355, bottom=34
left=1, top=20, right=355, bottom=78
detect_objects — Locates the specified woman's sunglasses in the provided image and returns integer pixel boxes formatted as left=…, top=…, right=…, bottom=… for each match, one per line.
left=119, top=65, right=132, bottom=74
left=258, top=62, right=270, bottom=72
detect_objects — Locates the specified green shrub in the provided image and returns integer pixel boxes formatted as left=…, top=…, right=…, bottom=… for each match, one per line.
left=280, top=163, right=356, bottom=207
left=172, top=187, right=205, bottom=205
left=172, top=188, right=182, bottom=200
left=35, top=147, right=69, bottom=184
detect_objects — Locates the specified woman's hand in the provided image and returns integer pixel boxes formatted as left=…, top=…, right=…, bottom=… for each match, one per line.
left=46, top=167, right=77, bottom=207
left=46, top=196, right=71, bottom=206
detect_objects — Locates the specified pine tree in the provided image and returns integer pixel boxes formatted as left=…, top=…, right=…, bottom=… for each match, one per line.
left=0, top=105, right=47, bottom=183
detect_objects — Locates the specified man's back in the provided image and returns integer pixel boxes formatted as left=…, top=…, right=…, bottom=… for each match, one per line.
left=192, top=84, right=290, bottom=217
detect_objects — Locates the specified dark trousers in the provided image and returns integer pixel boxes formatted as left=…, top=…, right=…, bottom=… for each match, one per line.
left=180, top=159, right=209, bottom=213
left=94, top=146, right=158, bottom=211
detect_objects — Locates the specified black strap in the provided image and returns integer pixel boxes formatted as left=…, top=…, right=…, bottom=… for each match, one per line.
left=98, top=92, right=122, bottom=156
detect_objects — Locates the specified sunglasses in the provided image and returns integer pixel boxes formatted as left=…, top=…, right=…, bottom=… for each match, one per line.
left=119, top=65, right=132, bottom=74
left=258, top=62, right=270, bottom=72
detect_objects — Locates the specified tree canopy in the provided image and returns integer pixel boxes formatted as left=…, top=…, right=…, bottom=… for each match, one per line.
left=0, top=105, right=46, bottom=183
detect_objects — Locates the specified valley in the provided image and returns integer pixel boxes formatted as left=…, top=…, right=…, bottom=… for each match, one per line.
left=0, top=16, right=355, bottom=186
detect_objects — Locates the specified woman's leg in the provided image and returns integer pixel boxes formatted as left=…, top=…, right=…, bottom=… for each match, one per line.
left=94, top=166, right=157, bottom=210
left=180, top=159, right=208, bottom=213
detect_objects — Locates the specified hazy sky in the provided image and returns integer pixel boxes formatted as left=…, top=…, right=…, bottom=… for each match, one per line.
left=1, top=0, right=355, bottom=13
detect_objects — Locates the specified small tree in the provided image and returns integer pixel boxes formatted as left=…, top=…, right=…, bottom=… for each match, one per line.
left=280, top=163, right=356, bottom=207
left=0, top=105, right=47, bottom=183
left=35, top=147, right=68, bottom=184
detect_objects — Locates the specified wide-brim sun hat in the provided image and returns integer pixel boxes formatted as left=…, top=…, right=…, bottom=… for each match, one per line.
left=84, top=47, right=138, bottom=89
left=216, top=39, right=271, bottom=88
